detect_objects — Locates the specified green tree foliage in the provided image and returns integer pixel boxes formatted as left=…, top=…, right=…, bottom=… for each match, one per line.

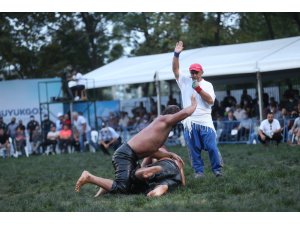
left=0, top=12, right=300, bottom=80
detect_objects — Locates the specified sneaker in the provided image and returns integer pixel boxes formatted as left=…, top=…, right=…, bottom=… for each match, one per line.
left=194, top=173, right=205, bottom=178
left=214, top=171, right=223, bottom=177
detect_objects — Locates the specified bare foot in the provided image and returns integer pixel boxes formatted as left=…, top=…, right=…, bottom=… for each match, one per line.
left=94, top=187, right=107, bottom=197
left=75, top=170, right=90, bottom=192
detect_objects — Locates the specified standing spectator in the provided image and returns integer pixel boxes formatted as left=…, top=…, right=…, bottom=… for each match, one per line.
left=98, top=122, right=122, bottom=155
left=41, top=114, right=55, bottom=153
left=72, top=112, right=97, bottom=152
left=0, top=127, right=10, bottom=158
left=55, top=112, right=64, bottom=131
left=119, top=111, right=129, bottom=141
left=240, top=89, right=253, bottom=108
left=7, top=117, right=18, bottom=152
left=258, top=112, right=282, bottom=146
left=31, top=125, right=42, bottom=155
left=0, top=116, right=7, bottom=132
left=172, top=41, right=223, bottom=177
left=27, top=115, right=39, bottom=152
left=63, top=113, right=71, bottom=127
left=222, top=90, right=237, bottom=108
left=17, top=120, right=26, bottom=131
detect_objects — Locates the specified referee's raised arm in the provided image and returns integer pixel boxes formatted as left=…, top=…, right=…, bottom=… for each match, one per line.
left=172, top=41, right=184, bottom=81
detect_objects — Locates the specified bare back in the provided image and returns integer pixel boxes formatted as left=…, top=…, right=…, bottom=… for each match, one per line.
left=128, top=116, right=172, bottom=158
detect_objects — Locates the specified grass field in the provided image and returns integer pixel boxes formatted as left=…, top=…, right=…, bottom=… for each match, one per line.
left=0, top=144, right=299, bottom=212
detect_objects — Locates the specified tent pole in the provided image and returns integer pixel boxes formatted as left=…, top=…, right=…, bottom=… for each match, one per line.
left=256, top=72, right=263, bottom=121
left=154, top=72, right=161, bottom=115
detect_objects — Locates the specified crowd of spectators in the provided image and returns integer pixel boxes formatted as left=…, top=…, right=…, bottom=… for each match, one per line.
left=1, top=86, right=299, bottom=159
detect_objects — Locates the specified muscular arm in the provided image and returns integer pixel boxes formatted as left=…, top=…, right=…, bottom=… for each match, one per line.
left=166, top=95, right=197, bottom=126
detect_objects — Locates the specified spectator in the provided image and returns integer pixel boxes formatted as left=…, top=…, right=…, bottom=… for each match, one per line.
left=55, top=112, right=65, bottom=131
left=235, top=112, right=252, bottom=141
left=240, top=89, right=253, bottom=108
left=59, top=124, right=73, bottom=154
left=17, top=119, right=26, bottom=131
left=7, top=117, right=18, bottom=152
left=0, top=116, right=7, bottom=132
left=258, top=112, right=282, bottom=146
left=15, top=126, right=26, bottom=156
left=45, top=124, right=59, bottom=155
left=98, top=122, right=122, bottom=155
left=27, top=115, right=39, bottom=151
left=31, top=125, right=42, bottom=155
left=219, top=110, right=239, bottom=142
left=72, top=111, right=98, bottom=152
left=0, top=127, right=10, bottom=158
left=222, top=90, right=237, bottom=108
left=119, top=111, right=129, bottom=141
left=233, top=104, right=247, bottom=121
left=63, top=113, right=71, bottom=127
left=70, top=69, right=86, bottom=101
left=287, top=114, right=300, bottom=146
left=41, top=114, right=55, bottom=152
left=132, top=102, right=147, bottom=118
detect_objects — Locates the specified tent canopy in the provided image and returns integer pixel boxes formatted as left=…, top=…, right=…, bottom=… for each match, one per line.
left=84, top=36, right=300, bottom=89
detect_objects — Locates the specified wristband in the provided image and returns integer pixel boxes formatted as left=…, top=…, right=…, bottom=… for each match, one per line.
left=194, top=86, right=202, bottom=93
left=174, top=52, right=180, bottom=58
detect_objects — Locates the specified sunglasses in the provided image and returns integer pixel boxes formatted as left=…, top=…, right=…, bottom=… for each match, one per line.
left=190, top=70, right=199, bottom=75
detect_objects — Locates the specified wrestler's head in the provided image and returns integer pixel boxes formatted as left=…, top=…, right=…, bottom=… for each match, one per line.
left=162, top=105, right=180, bottom=115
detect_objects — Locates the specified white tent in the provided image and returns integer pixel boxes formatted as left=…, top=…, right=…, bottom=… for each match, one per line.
left=84, top=36, right=300, bottom=119
left=84, top=36, right=300, bottom=89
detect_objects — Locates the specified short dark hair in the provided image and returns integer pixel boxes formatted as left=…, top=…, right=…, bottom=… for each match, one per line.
left=162, top=105, right=180, bottom=115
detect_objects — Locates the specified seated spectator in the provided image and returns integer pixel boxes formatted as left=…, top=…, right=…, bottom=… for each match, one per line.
left=287, top=114, right=300, bottom=146
left=0, top=128, right=10, bottom=158
left=235, top=112, right=252, bottom=141
left=56, top=112, right=65, bottom=131
left=136, top=115, right=150, bottom=132
left=219, top=110, right=239, bottom=142
left=98, top=122, right=122, bottom=155
left=15, top=126, right=26, bottom=156
left=258, top=112, right=282, bottom=146
left=233, top=104, right=246, bottom=121
left=45, top=124, right=59, bottom=155
left=63, top=113, right=71, bottom=127
left=59, top=124, right=73, bottom=154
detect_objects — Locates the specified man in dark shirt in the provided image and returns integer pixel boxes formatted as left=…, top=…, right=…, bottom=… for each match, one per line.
left=0, top=128, right=10, bottom=158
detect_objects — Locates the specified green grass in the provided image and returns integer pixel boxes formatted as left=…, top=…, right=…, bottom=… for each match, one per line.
left=0, top=144, right=299, bottom=211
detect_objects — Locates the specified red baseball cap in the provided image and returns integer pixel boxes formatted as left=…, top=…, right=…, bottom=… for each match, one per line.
left=189, top=63, right=203, bottom=72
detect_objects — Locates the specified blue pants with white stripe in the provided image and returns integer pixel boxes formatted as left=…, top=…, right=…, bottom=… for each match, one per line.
left=183, top=123, right=223, bottom=174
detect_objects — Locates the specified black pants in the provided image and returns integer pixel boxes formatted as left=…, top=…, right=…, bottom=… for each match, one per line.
left=258, top=132, right=282, bottom=145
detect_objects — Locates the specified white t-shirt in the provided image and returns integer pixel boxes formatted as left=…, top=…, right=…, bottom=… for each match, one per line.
left=177, top=74, right=216, bottom=132
left=73, top=115, right=91, bottom=134
left=73, top=73, right=86, bottom=86
left=259, top=119, right=281, bottom=137
left=98, top=127, right=120, bottom=142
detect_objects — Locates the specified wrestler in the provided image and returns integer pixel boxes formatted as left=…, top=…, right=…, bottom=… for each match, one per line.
left=75, top=95, right=196, bottom=195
